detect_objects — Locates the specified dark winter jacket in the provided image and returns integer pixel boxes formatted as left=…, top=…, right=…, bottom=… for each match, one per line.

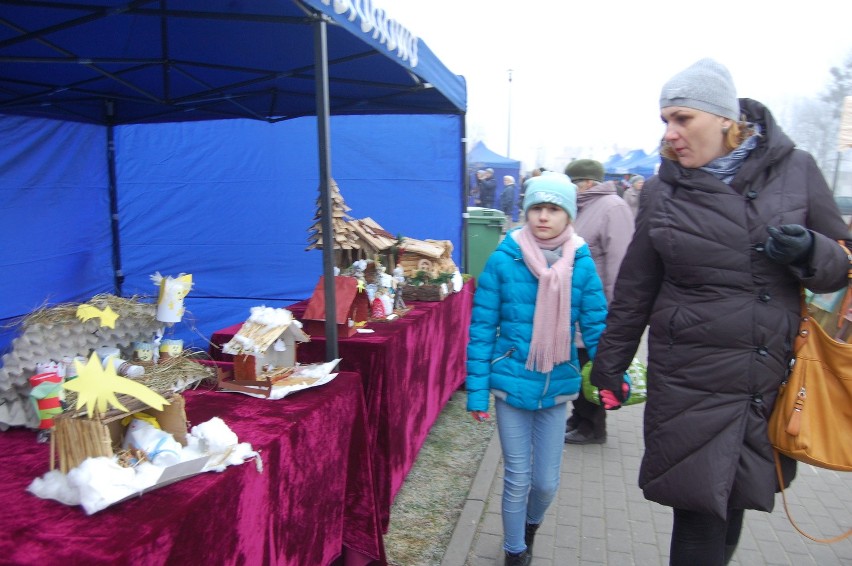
left=590, top=98, right=851, bottom=519
left=478, top=176, right=497, bottom=208
left=466, top=230, right=608, bottom=412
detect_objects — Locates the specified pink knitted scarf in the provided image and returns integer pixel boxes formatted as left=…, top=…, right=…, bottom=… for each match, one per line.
left=517, top=224, right=576, bottom=373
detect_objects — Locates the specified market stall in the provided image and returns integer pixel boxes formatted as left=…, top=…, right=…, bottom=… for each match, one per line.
left=210, top=279, right=476, bottom=528
left=0, top=0, right=467, bottom=358
left=0, top=372, right=383, bottom=565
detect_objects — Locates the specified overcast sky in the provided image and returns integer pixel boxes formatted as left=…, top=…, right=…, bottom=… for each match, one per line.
left=374, top=0, right=852, bottom=171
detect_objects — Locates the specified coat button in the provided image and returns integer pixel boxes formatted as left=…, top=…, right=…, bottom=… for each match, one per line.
left=746, top=190, right=758, bottom=199
left=753, top=243, right=766, bottom=252
left=759, top=293, right=771, bottom=302
left=757, top=347, right=768, bottom=356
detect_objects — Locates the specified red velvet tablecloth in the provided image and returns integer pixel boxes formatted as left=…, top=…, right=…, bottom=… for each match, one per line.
left=210, top=280, right=475, bottom=529
left=0, top=372, right=383, bottom=566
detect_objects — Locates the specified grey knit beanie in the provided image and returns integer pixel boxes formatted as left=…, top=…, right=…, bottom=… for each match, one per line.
left=659, top=58, right=740, bottom=121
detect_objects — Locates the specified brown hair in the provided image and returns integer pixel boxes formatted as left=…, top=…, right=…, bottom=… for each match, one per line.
left=660, top=117, right=756, bottom=162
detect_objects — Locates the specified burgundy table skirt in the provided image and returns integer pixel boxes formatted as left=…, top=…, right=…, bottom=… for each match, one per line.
left=210, top=279, right=475, bottom=529
left=0, top=372, right=384, bottom=566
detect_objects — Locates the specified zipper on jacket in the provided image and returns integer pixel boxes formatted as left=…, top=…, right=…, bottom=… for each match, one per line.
left=491, top=347, right=516, bottom=365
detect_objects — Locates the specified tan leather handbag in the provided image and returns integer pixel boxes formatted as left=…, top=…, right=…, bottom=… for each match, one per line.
left=768, top=241, right=852, bottom=542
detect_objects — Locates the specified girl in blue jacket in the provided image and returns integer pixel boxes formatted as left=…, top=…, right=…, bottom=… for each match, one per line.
left=467, top=173, right=608, bottom=565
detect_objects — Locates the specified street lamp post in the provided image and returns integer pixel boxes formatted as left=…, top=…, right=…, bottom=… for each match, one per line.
left=507, top=69, right=513, bottom=158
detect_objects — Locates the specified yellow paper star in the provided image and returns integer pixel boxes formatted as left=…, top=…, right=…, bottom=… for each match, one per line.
left=76, top=305, right=120, bottom=329
left=63, top=352, right=170, bottom=418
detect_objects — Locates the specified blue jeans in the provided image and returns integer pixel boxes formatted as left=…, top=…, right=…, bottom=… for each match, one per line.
left=495, top=397, right=567, bottom=554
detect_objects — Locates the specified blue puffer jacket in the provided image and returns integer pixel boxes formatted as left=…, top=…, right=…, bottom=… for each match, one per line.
left=466, top=230, right=608, bottom=412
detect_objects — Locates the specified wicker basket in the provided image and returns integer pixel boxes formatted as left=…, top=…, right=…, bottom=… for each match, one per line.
left=401, top=284, right=447, bottom=302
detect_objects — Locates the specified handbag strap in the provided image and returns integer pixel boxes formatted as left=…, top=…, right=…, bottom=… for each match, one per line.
left=773, top=450, right=852, bottom=543
left=837, top=241, right=852, bottom=330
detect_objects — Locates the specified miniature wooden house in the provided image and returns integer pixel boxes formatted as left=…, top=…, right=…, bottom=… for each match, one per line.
left=302, top=276, right=370, bottom=338
left=221, top=307, right=309, bottom=382
left=397, top=238, right=458, bottom=279
left=348, top=217, right=398, bottom=266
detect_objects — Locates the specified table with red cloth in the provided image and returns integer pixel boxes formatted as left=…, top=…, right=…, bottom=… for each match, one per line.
left=0, top=372, right=384, bottom=566
left=210, top=279, right=475, bottom=529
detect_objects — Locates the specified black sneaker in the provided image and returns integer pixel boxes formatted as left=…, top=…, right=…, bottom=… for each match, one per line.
left=564, top=429, right=606, bottom=445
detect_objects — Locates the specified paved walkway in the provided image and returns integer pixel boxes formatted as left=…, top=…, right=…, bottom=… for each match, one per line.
left=441, top=400, right=852, bottom=566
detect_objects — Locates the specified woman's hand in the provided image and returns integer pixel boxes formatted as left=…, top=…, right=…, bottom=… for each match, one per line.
left=765, top=224, right=813, bottom=265
left=470, top=411, right=490, bottom=422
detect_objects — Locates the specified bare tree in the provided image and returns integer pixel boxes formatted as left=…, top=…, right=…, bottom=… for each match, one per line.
left=783, top=51, right=852, bottom=186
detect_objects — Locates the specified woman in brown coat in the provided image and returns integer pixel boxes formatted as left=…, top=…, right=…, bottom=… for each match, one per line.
left=590, top=59, right=850, bottom=566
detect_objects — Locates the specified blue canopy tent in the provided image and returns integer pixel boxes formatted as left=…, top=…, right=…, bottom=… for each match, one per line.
left=603, top=149, right=656, bottom=181
left=466, top=140, right=521, bottom=218
left=0, top=0, right=467, bottom=358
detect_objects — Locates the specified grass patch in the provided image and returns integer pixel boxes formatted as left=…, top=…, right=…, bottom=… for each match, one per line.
left=384, top=390, right=496, bottom=566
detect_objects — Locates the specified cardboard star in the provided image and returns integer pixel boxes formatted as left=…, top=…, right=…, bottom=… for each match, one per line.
left=63, top=352, right=170, bottom=418
left=76, top=305, right=119, bottom=329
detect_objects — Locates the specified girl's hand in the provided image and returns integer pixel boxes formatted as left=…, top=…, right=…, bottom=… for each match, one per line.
left=470, top=411, right=490, bottom=422
left=600, top=382, right=630, bottom=410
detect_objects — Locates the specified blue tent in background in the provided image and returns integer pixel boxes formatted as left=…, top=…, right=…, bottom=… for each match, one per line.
left=603, top=149, right=656, bottom=179
left=466, top=141, right=522, bottom=219
left=0, top=0, right=467, bottom=357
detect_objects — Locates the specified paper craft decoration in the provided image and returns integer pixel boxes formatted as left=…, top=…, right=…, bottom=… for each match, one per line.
left=159, top=339, right=184, bottom=360
left=75, top=304, right=119, bottom=328
left=302, top=276, right=370, bottom=337
left=132, top=341, right=155, bottom=363
left=63, top=352, right=170, bottom=418
left=221, top=307, right=310, bottom=386
left=29, top=372, right=64, bottom=429
left=151, top=272, right=193, bottom=323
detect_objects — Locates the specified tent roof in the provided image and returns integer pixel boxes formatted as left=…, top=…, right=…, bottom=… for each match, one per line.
left=467, top=141, right=520, bottom=168
left=0, top=0, right=466, bottom=125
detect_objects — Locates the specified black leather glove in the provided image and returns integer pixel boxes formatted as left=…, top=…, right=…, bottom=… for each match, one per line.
left=765, top=224, right=813, bottom=265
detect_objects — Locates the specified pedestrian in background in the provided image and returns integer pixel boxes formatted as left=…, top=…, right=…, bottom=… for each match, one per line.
left=501, top=175, right=518, bottom=229
left=590, top=58, right=850, bottom=566
left=479, top=167, right=498, bottom=208
left=466, top=173, right=608, bottom=566
left=562, top=158, right=634, bottom=445
left=622, top=174, right=644, bottom=217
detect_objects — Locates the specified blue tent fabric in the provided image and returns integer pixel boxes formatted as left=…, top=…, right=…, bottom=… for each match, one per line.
left=0, top=113, right=463, bottom=353
left=0, top=0, right=466, bottom=124
left=0, top=1, right=467, bottom=355
left=467, top=141, right=521, bottom=218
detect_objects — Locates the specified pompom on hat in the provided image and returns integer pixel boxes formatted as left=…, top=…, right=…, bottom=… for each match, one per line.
left=659, top=58, right=740, bottom=121
left=522, top=172, right=577, bottom=220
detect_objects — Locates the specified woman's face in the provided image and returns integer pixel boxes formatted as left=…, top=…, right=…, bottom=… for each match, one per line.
left=661, top=106, right=731, bottom=168
left=526, top=204, right=569, bottom=240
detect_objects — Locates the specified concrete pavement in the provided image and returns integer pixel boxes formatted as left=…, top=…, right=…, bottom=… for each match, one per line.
left=441, top=401, right=852, bottom=565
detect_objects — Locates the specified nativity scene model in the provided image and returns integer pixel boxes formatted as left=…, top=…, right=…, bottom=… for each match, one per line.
left=2, top=274, right=259, bottom=515
left=303, top=178, right=465, bottom=328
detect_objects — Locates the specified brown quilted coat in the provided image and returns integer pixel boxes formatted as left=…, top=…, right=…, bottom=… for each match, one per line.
left=590, top=98, right=851, bottom=519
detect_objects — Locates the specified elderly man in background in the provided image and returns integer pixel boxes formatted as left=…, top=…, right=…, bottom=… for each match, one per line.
left=563, top=158, right=635, bottom=444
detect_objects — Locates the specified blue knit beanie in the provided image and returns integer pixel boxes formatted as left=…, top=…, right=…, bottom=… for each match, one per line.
left=522, top=173, right=577, bottom=220
left=659, top=58, right=740, bottom=121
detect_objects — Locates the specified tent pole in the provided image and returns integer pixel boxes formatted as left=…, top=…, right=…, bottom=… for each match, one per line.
left=314, top=16, right=339, bottom=361
left=104, top=100, right=124, bottom=296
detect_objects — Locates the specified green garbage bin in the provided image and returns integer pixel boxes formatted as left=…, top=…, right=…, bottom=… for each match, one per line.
left=465, top=207, right=506, bottom=281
